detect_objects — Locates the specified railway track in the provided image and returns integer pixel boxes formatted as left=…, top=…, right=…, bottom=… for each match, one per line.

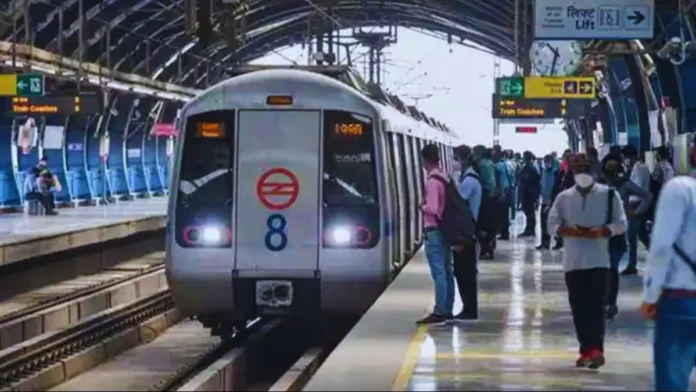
left=0, top=289, right=176, bottom=390
left=0, top=252, right=166, bottom=350
left=12, top=312, right=354, bottom=392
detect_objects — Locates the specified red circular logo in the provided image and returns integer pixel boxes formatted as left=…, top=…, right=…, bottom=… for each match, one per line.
left=256, top=168, right=300, bottom=211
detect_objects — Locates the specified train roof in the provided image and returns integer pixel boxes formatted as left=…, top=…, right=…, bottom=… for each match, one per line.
left=226, top=64, right=455, bottom=138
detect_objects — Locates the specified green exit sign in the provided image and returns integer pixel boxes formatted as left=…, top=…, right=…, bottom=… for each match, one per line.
left=496, top=77, right=525, bottom=98
left=17, top=73, right=44, bottom=96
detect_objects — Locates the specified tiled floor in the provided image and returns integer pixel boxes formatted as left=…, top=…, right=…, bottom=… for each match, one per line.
left=406, top=237, right=684, bottom=391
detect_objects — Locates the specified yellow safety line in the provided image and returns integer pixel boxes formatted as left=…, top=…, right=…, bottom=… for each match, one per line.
left=391, top=325, right=427, bottom=391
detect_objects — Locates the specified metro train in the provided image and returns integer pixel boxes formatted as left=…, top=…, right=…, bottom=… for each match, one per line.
left=165, top=67, right=459, bottom=337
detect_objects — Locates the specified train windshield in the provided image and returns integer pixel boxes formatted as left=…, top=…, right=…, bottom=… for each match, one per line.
left=177, top=111, right=235, bottom=209
left=323, top=110, right=378, bottom=206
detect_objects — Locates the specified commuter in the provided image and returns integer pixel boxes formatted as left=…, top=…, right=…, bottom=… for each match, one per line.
left=473, top=145, right=497, bottom=260
left=505, top=150, right=518, bottom=223
left=451, top=145, right=481, bottom=322
left=493, top=148, right=511, bottom=240
left=647, top=146, right=675, bottom=225
left=417, top=144, right=454, bottom=325
left=518, top=151, right=541, bottom=237
left=600, top=154, right=652, bottom=319
left=537, top=154, right=558, bottom=250
left=622, top=145, right=651, bottom=276
left=23, top=167, right=55, bottom=215
left=642, top=138, right=696, bottom=391
left=650, top=146, right=675, bottom=186
left=547, top=153, right=627, bottom=369
left=587, top=147, right=602, bottom=177
left=559, top=149, right=572, bottom=172
left=550, top=150, right=575, bottom=250
left=550, top=151, right=560, bottom=171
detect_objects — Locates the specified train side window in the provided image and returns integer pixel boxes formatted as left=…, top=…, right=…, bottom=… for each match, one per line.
left=322, top=110, right=378, bottom=206
left=174, top=110, right=235, bottom=248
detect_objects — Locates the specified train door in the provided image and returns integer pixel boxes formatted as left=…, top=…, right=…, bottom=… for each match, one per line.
left=401, top=135, right=417, bottom=254
left=390, top=132, right=406, bottom=265
left=234, top=110, right=321, bottom=277
left=408, top=137, right=423, bottom=246
left=396, top=134, right=412, bottom=254
left=381, top=131, right=399, bottom=271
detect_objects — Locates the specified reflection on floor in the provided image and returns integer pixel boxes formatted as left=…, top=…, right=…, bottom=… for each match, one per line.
left=407, top=234, right=695, bottom=391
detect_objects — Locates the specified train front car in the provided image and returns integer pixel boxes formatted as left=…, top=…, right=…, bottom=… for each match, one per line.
left=166, top=69, right=390, bottom=337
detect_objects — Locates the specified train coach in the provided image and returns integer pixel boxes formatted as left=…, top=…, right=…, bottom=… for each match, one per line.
left=165, top=67, right=459, bottom=338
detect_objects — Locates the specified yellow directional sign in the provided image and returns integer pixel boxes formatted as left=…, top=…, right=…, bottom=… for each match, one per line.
left=0, top=74, right=18, bottom=96
left=525, top=77, right=596, bottom=99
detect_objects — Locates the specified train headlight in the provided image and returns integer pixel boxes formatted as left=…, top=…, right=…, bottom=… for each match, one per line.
left=202, top=227, right=223, bottom=244
left=329, top=226, right=353, bottom=246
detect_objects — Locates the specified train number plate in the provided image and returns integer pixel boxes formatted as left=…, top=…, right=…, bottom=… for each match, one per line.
left=255, top=280, right=293, bottom=308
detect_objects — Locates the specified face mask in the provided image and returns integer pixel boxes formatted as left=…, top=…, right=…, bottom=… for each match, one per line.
left=574, top=173, right=595, bottom=188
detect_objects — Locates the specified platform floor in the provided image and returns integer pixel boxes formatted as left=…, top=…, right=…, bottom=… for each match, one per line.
left=0, top=198, right=167, bottom=246
left=306, top=224, right=695, bottom=391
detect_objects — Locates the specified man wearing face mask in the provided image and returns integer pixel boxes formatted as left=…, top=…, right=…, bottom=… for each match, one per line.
left=600, top=154, right=652, bottom=320
left=547, top=154, right=627, bottom=369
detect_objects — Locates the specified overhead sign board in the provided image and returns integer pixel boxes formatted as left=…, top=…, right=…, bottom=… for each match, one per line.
left=7, top=95, right=101, bottom=115
left=496, top=76, right=596, bottom=99
left=491, top=94, right=587, bottom=119
left=0, top=73, right=45, bottom=96
left=534, top=0, right=655, bottom=40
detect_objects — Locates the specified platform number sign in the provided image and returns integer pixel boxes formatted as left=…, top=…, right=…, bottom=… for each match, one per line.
left=265, top=214, right=288, bottom=251
left=256, top=168, right=300, bottom=252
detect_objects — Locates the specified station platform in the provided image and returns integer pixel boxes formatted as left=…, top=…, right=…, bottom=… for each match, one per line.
left=305, top=235, right=692, bottom=391
left=0, top=198, right=167, bottom=267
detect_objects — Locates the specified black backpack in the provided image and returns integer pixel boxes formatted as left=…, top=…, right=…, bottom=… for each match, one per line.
left=430, top=174, right=477, bottom=246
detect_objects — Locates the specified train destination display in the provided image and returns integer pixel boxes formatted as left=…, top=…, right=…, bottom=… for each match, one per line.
left=8, top=94, right=101, bottom=115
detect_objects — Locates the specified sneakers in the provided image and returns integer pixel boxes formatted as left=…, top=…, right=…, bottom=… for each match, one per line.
left=586, top=349, right=606, bottom=369
left=621, top=267, right=638, bottom=276
left=576, top=349, right=605, bottom=369
left=453, top=312, right=479, bottom=323
left=416, top=313, right=449, bottom=326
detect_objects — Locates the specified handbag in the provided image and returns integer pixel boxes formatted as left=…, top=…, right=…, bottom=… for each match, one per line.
left=606, top=189, right=627, bottom=253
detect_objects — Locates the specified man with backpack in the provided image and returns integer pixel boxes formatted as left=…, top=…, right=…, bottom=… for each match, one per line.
left=417, top=144, right=455, bottom=325
left=417, top=144, right=479, bottom=326
left=641, top=136, right=696, bottom=391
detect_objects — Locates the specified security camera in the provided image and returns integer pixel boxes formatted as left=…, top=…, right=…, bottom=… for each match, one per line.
left=657, top=37, right=683, bottom=60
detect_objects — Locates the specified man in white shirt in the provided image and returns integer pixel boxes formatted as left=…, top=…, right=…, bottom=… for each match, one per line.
left=622, top=145, right=651, bottom=276
left=640, top=136, right=696, bottom=391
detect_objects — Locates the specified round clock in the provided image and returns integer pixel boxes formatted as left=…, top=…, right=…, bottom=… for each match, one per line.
left=530, top=40, right=584, bottom=76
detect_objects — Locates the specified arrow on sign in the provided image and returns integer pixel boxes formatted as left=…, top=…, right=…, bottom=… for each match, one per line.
left=17, top=81, right=27, bottom=89
left=511, top=81, right=523, bottom=95
left=627, top=10, right=645, bottom=25
left=579, top=81, right=594, bottom=93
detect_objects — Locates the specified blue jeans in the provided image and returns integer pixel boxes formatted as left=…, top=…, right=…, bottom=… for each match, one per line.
left=424, top=230, right=454, bottom=316
left=653, top=296, right=696, bottom=391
